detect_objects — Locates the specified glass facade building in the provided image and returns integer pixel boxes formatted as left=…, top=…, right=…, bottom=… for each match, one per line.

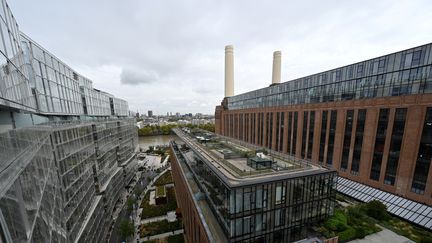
left=0, top=0, right=138, bottom=242
left=171, top=128, right=336, bottom=243
left=215, top=43, right=432, bottom=230
left=0, top=120, right=138, bottom=243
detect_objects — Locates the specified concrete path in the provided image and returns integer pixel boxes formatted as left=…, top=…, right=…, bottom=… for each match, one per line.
left=149, top=190, right=156, bottom=205
left=139, top=229, right=184, bottom=242
left=348, top=228, right=414, bottom=243
left=139, top=211, right=176, bottom=225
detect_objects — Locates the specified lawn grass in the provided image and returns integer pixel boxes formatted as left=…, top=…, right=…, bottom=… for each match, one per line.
left=141, top=187, right=178, bottom=219
left=139, top=219, right=182, bottom=237
left=154, top=171, right=173, bottom=186
left=156, top=186, right=166, bottom=197
left=380, top=217, right=432, bottom=243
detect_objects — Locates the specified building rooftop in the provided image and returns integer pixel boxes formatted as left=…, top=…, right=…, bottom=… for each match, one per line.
left=173, top=128, right=332, bottom=187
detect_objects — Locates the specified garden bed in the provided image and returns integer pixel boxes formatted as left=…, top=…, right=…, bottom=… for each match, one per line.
left=154, top=171, right=174, bottom=186
left=318, top=206, right=381, bottom=242
left=320, top=200, right=432, bottom=243
left=139, top=219, right=182, bottom=238
left=156, top=186, right=166, bottom=197
left=141, top=187, right=178, bottom=219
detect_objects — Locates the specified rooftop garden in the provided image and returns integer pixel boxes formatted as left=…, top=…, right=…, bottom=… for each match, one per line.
left=141, top=187, right=178, bottom=219
left=319, top=200, right=432, bottom=243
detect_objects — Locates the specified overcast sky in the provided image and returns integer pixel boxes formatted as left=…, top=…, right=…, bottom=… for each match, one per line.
left=9, top=0, right=432, bottom=115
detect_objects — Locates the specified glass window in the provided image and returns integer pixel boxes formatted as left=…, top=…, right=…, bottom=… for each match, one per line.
left=404, top=53, right=413, bottom=68
left=412, top=50, right=422, bottom=66
left=411, top=107, right=432, bottom=194
left=384, top=108, right=407, bottom=185
left=351, top=109, right=367, bottom=174
left=287, top=112, right=293, bottom=154
left=326, top=110, right=338, bottom=166
left=301, top=111, right=308, bottom=158
left=370, top=109, right=390, bottom=180
left=275, top=184, right=285, bottom=204
left=341, top=110, right=354, bottom=170
left=293, top=112, right=299, bottom=154
left=307, top=111, right=315, bottom=159
left=319, top=111, right=328, bottom=164
left=235, top=189, right=243, bottom=213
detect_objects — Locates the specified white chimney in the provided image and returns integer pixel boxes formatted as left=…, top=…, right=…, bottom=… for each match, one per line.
left=272, top=50, right=282, bottom=85
left=225, top=45, right=234, bottom=97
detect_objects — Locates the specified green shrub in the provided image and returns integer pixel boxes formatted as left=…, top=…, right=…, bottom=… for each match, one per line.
left=154, top=171, right=174, bottom=186
left=364, top=200, right=388, bottom=220
left=167, top=234, right=185, bottom=243
left=140, top=220, right=182, bottom=237
left=141, top=187, right=178, bottom=219
left=420, top=236, right=432, bottom=243
left=325, top=211, right=348, bottom=231
left=338, top=227, right=356, bottom=242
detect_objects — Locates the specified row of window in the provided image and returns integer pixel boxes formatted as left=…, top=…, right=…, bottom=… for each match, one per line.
left=227, top=44, right=432, bottom=110
left=223, top=106, right=432, bottom=195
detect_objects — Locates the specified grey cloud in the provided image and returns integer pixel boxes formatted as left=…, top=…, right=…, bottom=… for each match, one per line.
left=120, top=68, right=159, bottom=85
left=9, top=0, right=432, bottom=114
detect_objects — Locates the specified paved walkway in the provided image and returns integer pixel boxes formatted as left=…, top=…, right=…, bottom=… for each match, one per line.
left=348, top=228, right=414, bottom=243
left=139, top=211, right=176, bottom=225
left=139, top=229, right=184, bottom=242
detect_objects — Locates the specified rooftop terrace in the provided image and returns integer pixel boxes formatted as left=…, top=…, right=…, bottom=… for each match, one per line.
left=172, top=128, right=332, bottom=187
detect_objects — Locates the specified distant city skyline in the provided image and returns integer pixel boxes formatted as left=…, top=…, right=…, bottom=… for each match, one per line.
left=9, top=0, right=432, bottom=114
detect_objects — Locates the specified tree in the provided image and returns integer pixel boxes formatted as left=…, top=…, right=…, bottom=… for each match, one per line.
left=134, top=187, right=143, bottom=198
left=117, top=220, right=135, bottom=241
left=126, top=197, right=136, bottom=213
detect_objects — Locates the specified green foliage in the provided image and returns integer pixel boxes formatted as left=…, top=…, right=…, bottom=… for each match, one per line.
left=319, top=207, right=381, bottom=242
left=364, top=200, right=389, bottom=220
left=138, top=124, right=178, bottom=136
left=156, top=186, right=166, bottom=197
left=117, top=220, right=135, bottom=240
left=154, top=171, right=174, bottom=186
left=325, top=210, right=348, bottom=231
left=184, top=123, right=215, bottom=132
left=167, top=234, right=185, bottom=243
left=338, top=227, right=357, bottom=242
left=138, top=123, right=215, bottom=136
left=141, top=187, right=177, bottom=219
left=380, top=217, right=432, bottom=243
left=420, top=236, right=432, bottom=243
left=321, top=199, right=432, bottom=243
left=126, top=197, right=137, bottom=213
left=134, top=187, right=143, bottom=197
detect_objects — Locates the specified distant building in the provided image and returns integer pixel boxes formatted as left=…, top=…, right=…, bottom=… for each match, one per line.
left=148, top=110, right=153, bottom=117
